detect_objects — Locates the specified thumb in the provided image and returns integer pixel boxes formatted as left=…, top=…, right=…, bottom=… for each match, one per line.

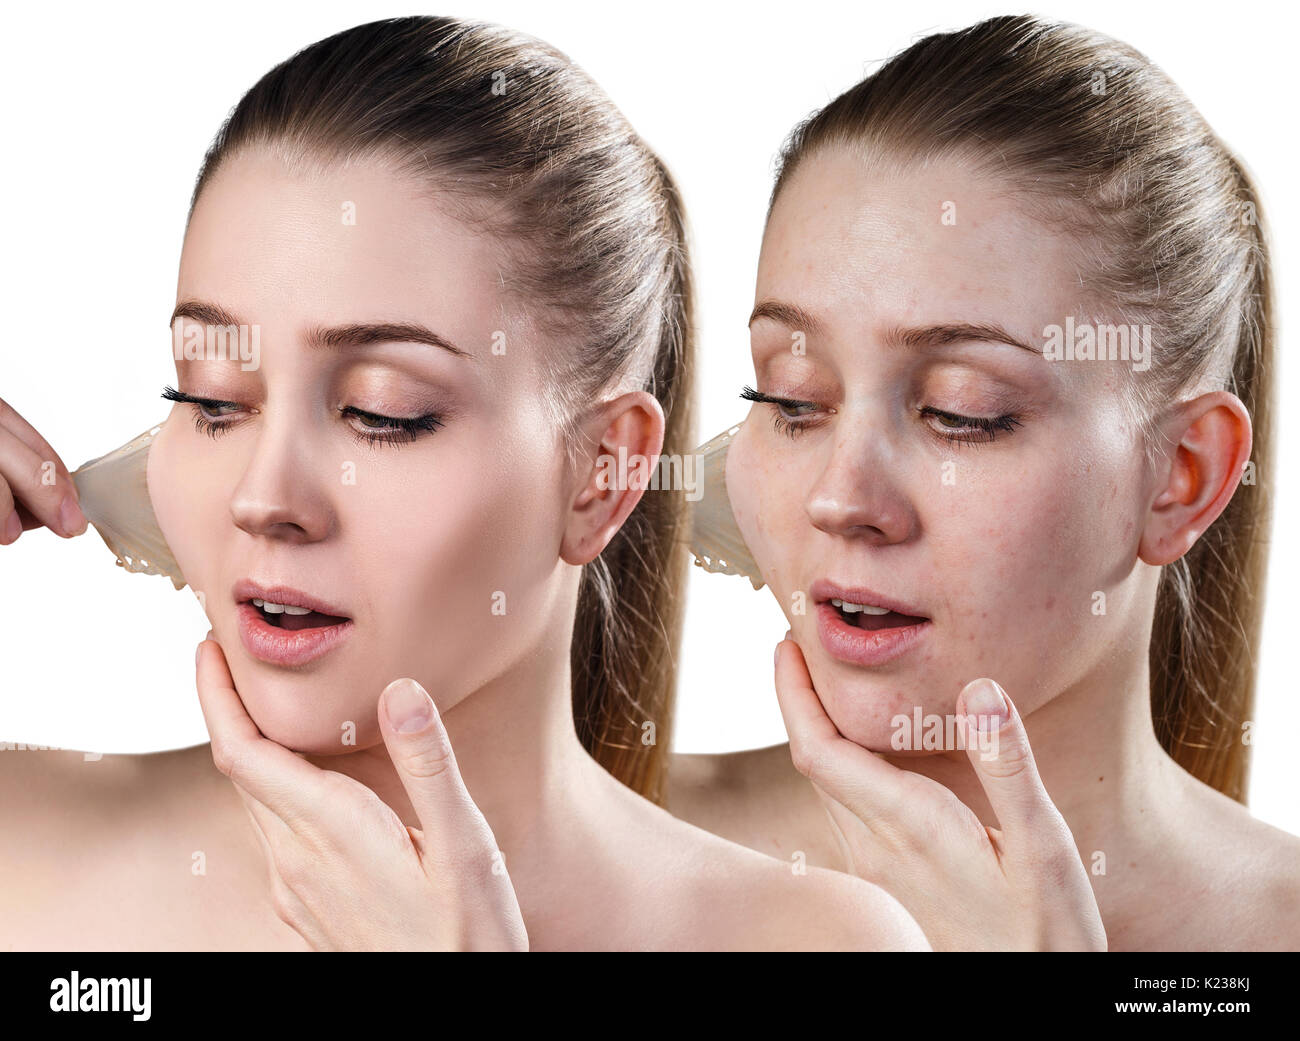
left=378, top=678, right=495, bottom=863
left=957, top=678, right=1057, bottom=838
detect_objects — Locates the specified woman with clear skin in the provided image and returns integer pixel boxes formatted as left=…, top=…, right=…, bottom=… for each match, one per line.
left=668, top=15, right=1300, bottom=951
left=0, top=16, right=934, bottom=951
left=0, top=16, right=1105, bottom=951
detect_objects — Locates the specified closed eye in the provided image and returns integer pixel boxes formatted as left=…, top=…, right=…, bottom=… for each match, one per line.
left=920, top=406, right=1021, bottom=444
left=741, top=385, right=827, bottom=437
left=160, top=386, right=444, bottom=447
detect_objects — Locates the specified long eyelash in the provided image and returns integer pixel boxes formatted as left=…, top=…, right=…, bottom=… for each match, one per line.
left=162, top=385, right=239, bottom=440
left=740, top=385, right=819, bottom=439
left=339, top=406, right=443, bottom=447
left=161, top=386, right=444, bottom=447
left=921, top=406, right=1022, bottom=446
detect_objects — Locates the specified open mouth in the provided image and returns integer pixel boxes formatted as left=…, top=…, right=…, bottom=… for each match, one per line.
left=248, top=597, right=351, bottom=631
left=233, top=580, right=354, bottom=667
left=827, top=597, right=928, bottom=631
left=811, top=583, right=931, bottom=668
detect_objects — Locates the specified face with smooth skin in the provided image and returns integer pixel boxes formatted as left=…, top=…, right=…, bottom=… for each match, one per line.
left=726, top=147, right=1170, bottom=750
left=147, top=149, right=590, bottom=755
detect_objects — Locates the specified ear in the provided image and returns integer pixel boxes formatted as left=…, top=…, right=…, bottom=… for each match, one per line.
left=560, top=390, right=665, bottom=566
left=1139, top=390, right=1252, bottom=566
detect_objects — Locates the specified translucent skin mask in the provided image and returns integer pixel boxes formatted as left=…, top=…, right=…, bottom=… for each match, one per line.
left=688, top=424, right=764, bottom=589
left=71, top=425, right=187, bottom=590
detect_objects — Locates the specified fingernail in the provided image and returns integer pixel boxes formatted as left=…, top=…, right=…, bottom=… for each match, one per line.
left=965, top=679, right=1008, bottom=732
left=774, top=640, right=783, bottom=666
left=3, top=510, right=20, bottom=543
left=196, top=640, right=205, bottom=665
left=385, top=678, right=433, bottom=734
left=59, top=495, right=87, bottom=536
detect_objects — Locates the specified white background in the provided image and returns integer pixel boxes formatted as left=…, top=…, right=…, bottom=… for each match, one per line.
left=1, top=1, right=1294, bottom=833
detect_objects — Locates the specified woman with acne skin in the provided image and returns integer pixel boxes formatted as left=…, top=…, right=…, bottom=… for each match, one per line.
left=0, top=15, right=1109, bottom=951
left=669, top=14, right=1300, bottom=951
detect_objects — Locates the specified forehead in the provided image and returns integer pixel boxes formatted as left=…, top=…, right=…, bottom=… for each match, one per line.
left=178, top=149, right=514, bottom=340
left=756, top=147, right=1088, bottom=340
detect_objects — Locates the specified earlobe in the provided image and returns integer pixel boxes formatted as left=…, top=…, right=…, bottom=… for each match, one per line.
left=560, top=391, right=665, bottom=566
left=1138, top=391, right=1252, bottom=567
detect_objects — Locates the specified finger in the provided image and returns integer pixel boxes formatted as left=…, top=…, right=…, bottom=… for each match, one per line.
left=0, top=479, right=18, bottom=545
left=957, top=679, right=1061, bottom=838
left=195, top=636, right=332, bottom=832
left=773, top=637, right=909, bottom=826
left=232, top=785, right=329, bottom=947
left=0, top=398, right=74, bottom=479
left=378, top=678, right=499, bottom=866
left=233, top=780, right=295, bottom=861
left=0, top=423, right=85, bottom=537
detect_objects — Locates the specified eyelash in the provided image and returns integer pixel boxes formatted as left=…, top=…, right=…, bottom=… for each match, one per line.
left=160, top=386, right=444, bottom=446
left=918, top=406, right=1022, bottom=445
left=739, top=386, right=1022, bottom=445
left=740, top=385, right=824, bottom=439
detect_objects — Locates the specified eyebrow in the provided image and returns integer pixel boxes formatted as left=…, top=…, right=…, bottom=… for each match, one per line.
left=169, top=300, right=471, bottom=359
left=748, top=300, right=825, bottom=336
left=749, top=299, right=1038, bottom=355
left=888, top=322, right=1040, bottom=355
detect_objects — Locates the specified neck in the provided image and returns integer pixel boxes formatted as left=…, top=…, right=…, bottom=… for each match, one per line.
left=303, top=608, right=614, bottom=894
left=883, top=631, right=1193, bottom=908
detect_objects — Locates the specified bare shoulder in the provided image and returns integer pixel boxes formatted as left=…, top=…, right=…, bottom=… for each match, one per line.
left=0, top=741, right=268, bottom=950
left=727, top=854, right=929, bottom=951
left=623, top=789, right=925, bottom=951
left=1135, top=776, right=1300, bottom=951
left=1201, top=789, right=1300, bottom=949
left=0, top=741, right=223, bottom=829
left=0, top=739, right=232, bottom=881
left=667, top=743, right=846, bottom=870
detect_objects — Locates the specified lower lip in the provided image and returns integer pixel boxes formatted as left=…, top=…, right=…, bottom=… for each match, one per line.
left=815, top=602, right=929, bottom=667
left=236, top=602, right=353, bottom=667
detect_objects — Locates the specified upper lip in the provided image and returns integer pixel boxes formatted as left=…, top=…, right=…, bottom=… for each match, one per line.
left=809, top=579, right=928, bottom=619
left=232, top=578, right=351, bottom=619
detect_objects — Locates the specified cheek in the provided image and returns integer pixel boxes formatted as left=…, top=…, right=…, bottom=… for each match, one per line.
left=147, top=417, right=224, bottom=616
left=917, top=441, right=1145, bottom=704
left=726, top=423, right=804, bottom=600
left=809, top=436, right=1147, bottom=747
left=344, top=424, right=566, bottom=705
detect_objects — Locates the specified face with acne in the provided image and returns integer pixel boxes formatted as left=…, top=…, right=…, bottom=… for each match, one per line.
left=147, top=148, right=576, bottom=754
left=724, top=147, right=1161, bottom=750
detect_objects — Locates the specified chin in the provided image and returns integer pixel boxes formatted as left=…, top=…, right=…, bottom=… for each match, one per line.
left=808, top=657, right=967, bottom=754
left=230, top=667, right=381, bottom=755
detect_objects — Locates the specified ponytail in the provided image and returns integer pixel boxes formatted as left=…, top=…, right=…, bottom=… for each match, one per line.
left=1149, top=155, right=1273, bottom=802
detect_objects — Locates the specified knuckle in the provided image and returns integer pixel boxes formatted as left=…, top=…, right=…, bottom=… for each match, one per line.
left=269, top=879, right=301, bottom=924
left=209, top=738, right=238, bottom=778
left=275, top=849, right=313, bottom=890
left=398, top=738, right=456, bottom=782
left=788, top=740, right=823, bottom=782
left=982, top=739, right=1034, bottom=780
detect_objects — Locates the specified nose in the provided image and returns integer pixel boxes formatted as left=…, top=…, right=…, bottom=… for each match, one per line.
left=229, top=420, right=335, bottom=544
left=804, top=420, right=918, bottom=545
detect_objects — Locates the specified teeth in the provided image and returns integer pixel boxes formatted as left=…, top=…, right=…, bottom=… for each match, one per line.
left=252, top=598, right=311, bottom=616
left=830, top=598, right=891, bottom=616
